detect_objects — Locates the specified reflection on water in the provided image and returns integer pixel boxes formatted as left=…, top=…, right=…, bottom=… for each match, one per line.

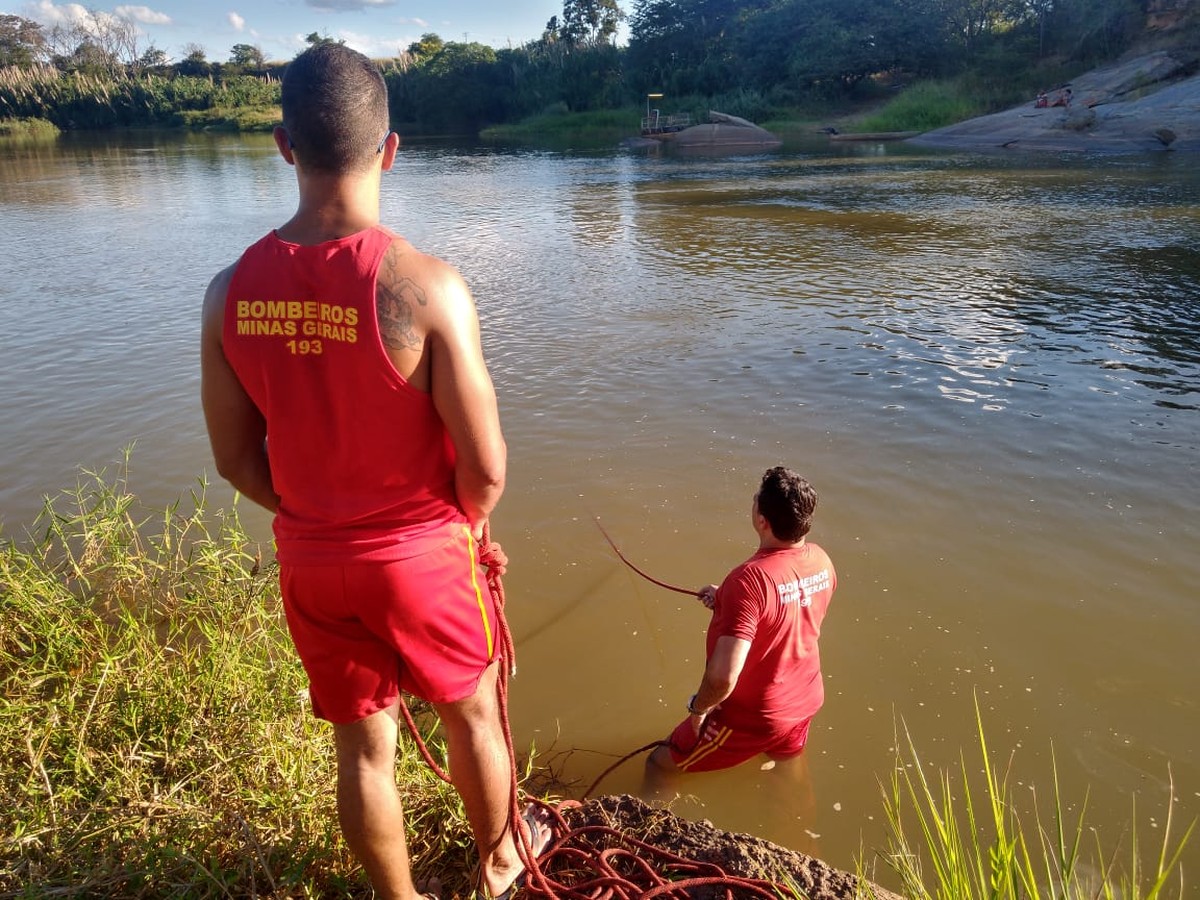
left=1, top=134, right=1198, bottom=888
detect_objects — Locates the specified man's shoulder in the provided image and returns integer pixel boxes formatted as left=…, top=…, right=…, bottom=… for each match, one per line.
left=202, top=261, right=240, bottom=324
left=804, top=541, right=835, bottom=573
left=381, top=228, right=464, bottom=277
left=376, top=231, right=473, bottom=321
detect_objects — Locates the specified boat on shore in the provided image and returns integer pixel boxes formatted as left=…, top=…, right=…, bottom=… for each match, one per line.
left=638, top=109, right=782, bottom=151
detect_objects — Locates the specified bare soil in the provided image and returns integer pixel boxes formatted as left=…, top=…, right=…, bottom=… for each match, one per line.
left=539, top=794, right=904, bottom=899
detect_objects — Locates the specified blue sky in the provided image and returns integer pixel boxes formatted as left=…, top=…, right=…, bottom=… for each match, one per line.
left=9, top=0, right=575, bottom=63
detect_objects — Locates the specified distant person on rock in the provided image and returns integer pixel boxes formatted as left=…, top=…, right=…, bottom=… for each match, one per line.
left=641, top=466, right=838, bottom=798
left=200, top=42, right=550, bottom=900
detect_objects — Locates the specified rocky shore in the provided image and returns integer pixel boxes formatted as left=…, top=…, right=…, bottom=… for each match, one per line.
left=908, top=50, right=1200, bottom=153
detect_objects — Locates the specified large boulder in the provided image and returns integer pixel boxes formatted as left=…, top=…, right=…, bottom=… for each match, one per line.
left=909, top=50, right=1200, bottom=152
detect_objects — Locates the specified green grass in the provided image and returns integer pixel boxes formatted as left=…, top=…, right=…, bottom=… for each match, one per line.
left=875, top=699, right=1194, bottom=899
left=480, top=104, right=641, bottom=148
left=0, top=452, right=487, bottom=897
left=0, top=117, right=60, bottom=141
left=851, top=80, right=986, bottom=134
left=175, top=105, right=280, bottom=132
left=848, top=61, right=1080, bottom=135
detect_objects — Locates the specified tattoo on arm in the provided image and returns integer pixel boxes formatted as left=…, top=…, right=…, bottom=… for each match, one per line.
left=376, top=245, right=428, bottom=351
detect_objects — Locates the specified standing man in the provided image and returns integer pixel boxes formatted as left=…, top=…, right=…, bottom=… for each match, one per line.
left=642, top=466, right=837, bottom=797
left=201, top=43, right=546, bottom=900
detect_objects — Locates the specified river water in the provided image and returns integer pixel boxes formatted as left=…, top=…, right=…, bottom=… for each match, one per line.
left=2, top=131, right=1198, bottom=889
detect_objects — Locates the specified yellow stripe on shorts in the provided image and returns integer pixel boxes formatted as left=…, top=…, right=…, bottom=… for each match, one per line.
left=678, top=724, right=733, bottom=771
left=464, top=526, right=495, bottom=659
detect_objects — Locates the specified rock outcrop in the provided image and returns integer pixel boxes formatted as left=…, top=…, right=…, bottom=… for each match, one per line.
left=909, top=50, right=1200, bottom=152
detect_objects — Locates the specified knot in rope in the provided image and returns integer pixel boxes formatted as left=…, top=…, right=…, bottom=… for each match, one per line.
left=477, top=522, right=509, bottom=579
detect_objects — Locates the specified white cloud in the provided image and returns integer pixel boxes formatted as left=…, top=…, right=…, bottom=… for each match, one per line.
left=333, top=28, right=414, bottom=58
left=114, top=5, right=171, bottom=26
left=23, top=1, right=92, bottom=28
left=228, top=11, right=246, bottom=31
left=305, top=0, right=396, bottom=12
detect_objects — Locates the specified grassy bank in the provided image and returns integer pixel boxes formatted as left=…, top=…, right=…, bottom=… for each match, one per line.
left=0, top=65, right=279, bottom=132
left=844, top=64, right=1077, bottom=135
left=0, top=459, right=485, bottom=896
left=480, top=104, right=640, bottom=148
left=0, top=117, right=59, bottom=141
left=480, top=67, right=1087, bottom=147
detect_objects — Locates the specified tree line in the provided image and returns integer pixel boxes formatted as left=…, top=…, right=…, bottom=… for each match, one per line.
left=0, top=0, right=1159, bottom=135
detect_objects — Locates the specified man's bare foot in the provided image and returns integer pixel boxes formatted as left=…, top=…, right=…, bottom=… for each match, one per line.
left=475, top=804, right=555, bottom=900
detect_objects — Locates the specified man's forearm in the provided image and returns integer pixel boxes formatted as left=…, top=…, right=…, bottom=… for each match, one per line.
left=690, top=673, right=736, bottom=715
left=456, top=471, right=504, bottom=528
left=689, top=636, right=751, bottom=716
left=218, top=450, right=280, bottom=513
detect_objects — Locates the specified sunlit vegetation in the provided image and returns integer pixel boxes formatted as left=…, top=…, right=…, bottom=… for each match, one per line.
left=2, top=0, right=1184, bottom=138
left=0, top=64, right=279, bottom=131
left=0, top=115, right=58, bottom=140
left=0, top=457, right=495, bottom=896
left=480, top=103, right=638, bottom=146
left=874, top=704, right=1193, bottom=900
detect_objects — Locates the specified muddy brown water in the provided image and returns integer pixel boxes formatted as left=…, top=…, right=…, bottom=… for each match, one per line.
left=2, top=131, right=1198, bottom=891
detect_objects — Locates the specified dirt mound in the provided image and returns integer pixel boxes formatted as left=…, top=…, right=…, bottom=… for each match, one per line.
left=910, top=50, right=1200, bottom=152
left=554, top=794, right=903, bottom=899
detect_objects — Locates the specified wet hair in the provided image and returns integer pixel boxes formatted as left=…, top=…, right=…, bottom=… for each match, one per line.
left=756, top=466, right=817, bottom=543
left=280, top=43, right=389, bottom=174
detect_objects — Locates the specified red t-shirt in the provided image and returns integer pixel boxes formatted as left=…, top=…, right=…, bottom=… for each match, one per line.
left=707, top=542, right=837, bottom=735
left=222, top=226, right=465, bottom=564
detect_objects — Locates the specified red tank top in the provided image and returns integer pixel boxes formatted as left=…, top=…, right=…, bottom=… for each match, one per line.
left=222, top=226, right=464, bottom=564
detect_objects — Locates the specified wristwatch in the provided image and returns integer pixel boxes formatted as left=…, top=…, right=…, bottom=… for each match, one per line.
left=687, top=693, right=708, bottom=716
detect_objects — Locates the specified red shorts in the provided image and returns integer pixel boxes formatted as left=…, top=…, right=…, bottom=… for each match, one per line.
left=279, top=523, right=498, bottom=723
left=668, top=712, right=813, bottom=773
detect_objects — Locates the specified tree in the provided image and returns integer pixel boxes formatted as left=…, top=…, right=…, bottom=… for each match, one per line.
left=43, top=8, right=141, bottom=76
left=304, top=32, right=343, bottom=48
left=561, top=0, right=626, bottom=46
left=0, top=14, right=45, bottom=68
left=230, top=43, right=266, bottom=68
left=177, top=43, right=210, bottom=76
left=405, top=32, right=445, bottom=63
left=137, top=45, right=169, bottom=72
left=387, top=40, right=503, bottom=133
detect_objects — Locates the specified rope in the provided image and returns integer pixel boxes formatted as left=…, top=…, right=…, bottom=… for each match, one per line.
left=508, top=811, right=793, bottom=899
left=593, top=517, right=699, bottom=597
left=581, top=741, right=665, bottom=801
left=397, top=522, right=804, bottom=900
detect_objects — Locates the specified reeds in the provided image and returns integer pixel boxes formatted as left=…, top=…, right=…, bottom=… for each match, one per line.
left=0, top=117, right=59, bottom=140
left=875, top=700, right=1194, bottom=899
left=0, top=65, right=279, bottom=130
left=0, top=453, right=477, bottom=897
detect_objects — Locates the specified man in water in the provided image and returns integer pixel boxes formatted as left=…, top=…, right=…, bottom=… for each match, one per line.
left=200, top=43, right=546, bottom=900
left=642, top=466, right=837, bottom=797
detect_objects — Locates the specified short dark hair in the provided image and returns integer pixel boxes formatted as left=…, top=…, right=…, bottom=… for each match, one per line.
left=280, top=43, right=389, bottom=174
left=756, top=466, right=817, bottom=543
